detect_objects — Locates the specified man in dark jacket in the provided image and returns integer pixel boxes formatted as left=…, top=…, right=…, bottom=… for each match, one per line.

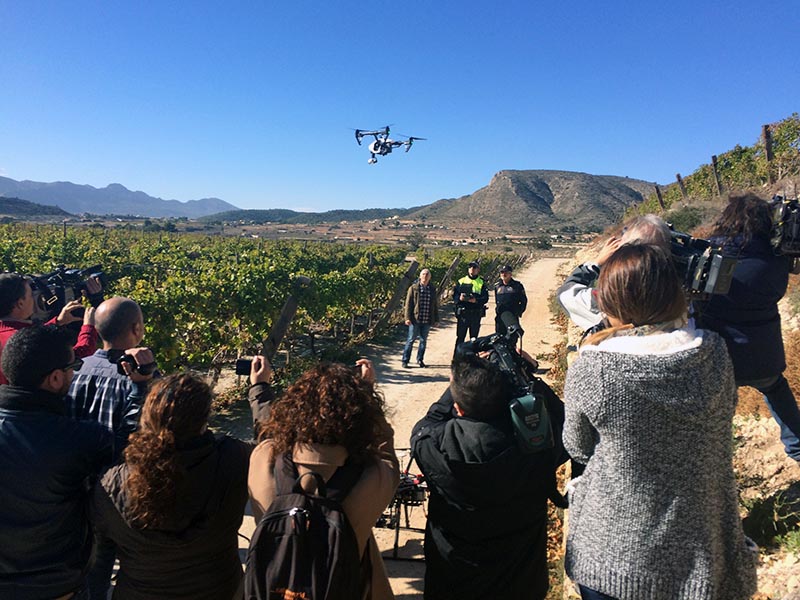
left=411, top=352, right=552, bottom=600
left=494, top=264, right=527, bottom=335
left=402, top=268, right=439, bottom=368
left=0, top=325, right=113, bottom=600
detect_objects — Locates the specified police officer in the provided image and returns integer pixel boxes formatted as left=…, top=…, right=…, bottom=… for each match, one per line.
left=494, top=264, right=527, bottom=335
left=453, top=261, right=488, bottom=351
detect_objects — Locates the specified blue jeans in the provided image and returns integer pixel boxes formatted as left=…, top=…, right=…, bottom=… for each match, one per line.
left=402, top=323, right=431, bottom=363
left=739, top=374, right=800, bottom=461
left=579, top=585, right=617, bottom=600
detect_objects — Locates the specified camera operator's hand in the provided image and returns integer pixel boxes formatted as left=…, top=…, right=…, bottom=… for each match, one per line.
left=84, top=275, right=103, bottom=297
left=518, top=348, right=540, bottom=372
left=596, top=236, right=622, bottom=267
left=249, top=355, right=273, bottom=386
left=354, top=358, right=375, bottom=384
left=120, top=347, right=156, bottom=383
left=83, top=305, right=96, bottom=327
left=55, top=300, right=85, bottom=326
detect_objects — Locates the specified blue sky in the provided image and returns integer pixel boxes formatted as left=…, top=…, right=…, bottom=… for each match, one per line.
left=1, top=1, right=799, bottom=211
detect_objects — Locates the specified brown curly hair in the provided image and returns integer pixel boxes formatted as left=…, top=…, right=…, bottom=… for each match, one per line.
left=259, top=362, right=387, bottom=462
left=123, top=373, right=212, bottom=529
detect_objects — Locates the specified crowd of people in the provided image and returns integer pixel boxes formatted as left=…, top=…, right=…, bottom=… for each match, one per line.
left=0, top=191, right=796, bottom=599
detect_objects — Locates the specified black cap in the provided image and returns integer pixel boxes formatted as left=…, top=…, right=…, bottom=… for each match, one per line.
left=468, top=261, right=479, bottom=268
left=500, top=264, right=512, bottom=273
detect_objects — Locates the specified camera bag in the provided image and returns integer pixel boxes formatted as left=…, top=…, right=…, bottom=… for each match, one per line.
left=244, top=454, right=367, bottom=600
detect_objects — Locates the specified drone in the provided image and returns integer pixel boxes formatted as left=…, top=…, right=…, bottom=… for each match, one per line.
left=354, top=125, right=426, bottom=164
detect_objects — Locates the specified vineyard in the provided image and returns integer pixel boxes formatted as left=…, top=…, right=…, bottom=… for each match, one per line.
left=0, top=225, right=517, bottom=377
left=629, top=113, right=800, bottom=216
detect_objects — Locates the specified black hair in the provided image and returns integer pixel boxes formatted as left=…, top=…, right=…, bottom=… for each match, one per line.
left=96, top=299, right=142, bottom=343
left=450, top=353, right=512, bottom=421
left=1, top=325, right=73, bottom=389
left=0, top=273, right=29, bottom=317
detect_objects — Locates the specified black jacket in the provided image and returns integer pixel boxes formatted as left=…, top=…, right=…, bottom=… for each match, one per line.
left=494, top=278, right=528, bottom=317
left=91, top=432, right=251, bottom=600
left=0, top=385, right=113, bottom=599
left=697, top=235, right=791, bottom=381
left=89, top=383, right=274, bottom=600
left=411, top=389, right=551, bottom=600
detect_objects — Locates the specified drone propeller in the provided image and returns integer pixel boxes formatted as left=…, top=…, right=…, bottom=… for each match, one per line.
left=400, top=135, right=426, bottom=152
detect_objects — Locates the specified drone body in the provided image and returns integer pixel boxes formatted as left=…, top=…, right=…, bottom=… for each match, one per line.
left=354, top=125, right=425, bottom=164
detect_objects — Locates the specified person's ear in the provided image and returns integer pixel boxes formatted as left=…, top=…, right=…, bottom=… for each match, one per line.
left=40, top=369, right=64, bottom=394
left=453, top=402, right=465, bottom=417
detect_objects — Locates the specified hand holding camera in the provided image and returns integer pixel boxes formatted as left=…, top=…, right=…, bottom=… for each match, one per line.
left=247, top=355, right=273, bottom=386
left=354, top=358, right=375, bottom=383
left=115, top=347, right=157, bottom=383
left=54, top=300, right=86, bottom=326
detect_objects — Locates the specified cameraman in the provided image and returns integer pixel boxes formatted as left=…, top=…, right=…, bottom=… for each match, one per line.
left=0, top=273, right=101, bottom=384
left=411, top=350, right=557, bottom=600
left=557, top=215, right=671, bottom=331
left=697, top=193, right=800, bottom=463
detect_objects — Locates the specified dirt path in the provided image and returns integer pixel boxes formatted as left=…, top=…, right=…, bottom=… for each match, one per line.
left=364, top=257, right=570, bottom=598
left=233, top=257, right=570, bottom=599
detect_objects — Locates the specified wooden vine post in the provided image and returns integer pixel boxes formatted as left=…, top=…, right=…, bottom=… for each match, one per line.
left=762, top=124, right=775, bottom=183
left=261, top=275, right=314, bottom=362
left=676, top=173, right=689, bottom=199
left=654, top=185, right=666, bottom=210
left=710, top=155, right=723, bottom=197
left=371, top=260, right=419, bottom=333
left=437, top=256, right=462, bottom=299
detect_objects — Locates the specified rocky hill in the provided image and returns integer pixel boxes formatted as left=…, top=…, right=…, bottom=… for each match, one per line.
left=0, top=196, right=71, bottom=218
left=0, top=177, right=238, bottom=218
left=411, top=170, right=654, bottom=231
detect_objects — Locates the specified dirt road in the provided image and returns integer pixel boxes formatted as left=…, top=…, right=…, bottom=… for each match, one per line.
left=365, top=257, right=570, bottom=598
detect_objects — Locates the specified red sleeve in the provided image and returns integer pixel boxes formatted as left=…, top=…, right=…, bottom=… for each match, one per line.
left=73, top=324, right=98, bottom=358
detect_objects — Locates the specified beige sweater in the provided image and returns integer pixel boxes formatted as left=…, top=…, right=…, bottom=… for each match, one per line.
left=248, top=420, right=400, bottom=600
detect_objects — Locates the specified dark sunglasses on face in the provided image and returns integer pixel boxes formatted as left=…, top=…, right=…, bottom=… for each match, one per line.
left=61, top=358, right=83, bottom=372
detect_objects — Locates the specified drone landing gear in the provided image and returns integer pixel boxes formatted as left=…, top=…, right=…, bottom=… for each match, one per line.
left=376, top=453, right=427, bottom=562
left=368, top=155, right=377, bottom=164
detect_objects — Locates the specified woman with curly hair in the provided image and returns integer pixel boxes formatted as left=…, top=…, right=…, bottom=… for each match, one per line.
left=697, top=192, right=800, bottom=462
left=248, top=358, right=400, bottom=600
left=563, top=244, right=757, bottom=600
left=90, top=371, right=273, bottom=599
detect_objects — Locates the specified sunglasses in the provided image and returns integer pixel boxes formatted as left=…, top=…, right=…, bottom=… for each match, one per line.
left=60, top=358, right=84, bottom=372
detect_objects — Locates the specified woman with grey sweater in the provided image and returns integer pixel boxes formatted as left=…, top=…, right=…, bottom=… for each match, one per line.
left=563, top=244, right=757, bottom=600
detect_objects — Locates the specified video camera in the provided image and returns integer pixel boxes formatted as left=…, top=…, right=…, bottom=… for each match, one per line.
left=669, top=228, right=736, bottom=300
left=457, top=312, right=554, bottom=454
left=28, top=265, right=107, bottom=322
left=770, top=195, right=800, bottom=257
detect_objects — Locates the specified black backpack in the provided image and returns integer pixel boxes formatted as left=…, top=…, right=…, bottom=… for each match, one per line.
left=244, top=454, right=367, bottom=600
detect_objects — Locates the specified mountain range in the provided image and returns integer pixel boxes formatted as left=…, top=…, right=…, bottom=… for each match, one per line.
left=0, top=170, right=655, bottom=228
left=204, top=170, right=655, bottom=231
left=0, top=177, right=237, bottom=218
